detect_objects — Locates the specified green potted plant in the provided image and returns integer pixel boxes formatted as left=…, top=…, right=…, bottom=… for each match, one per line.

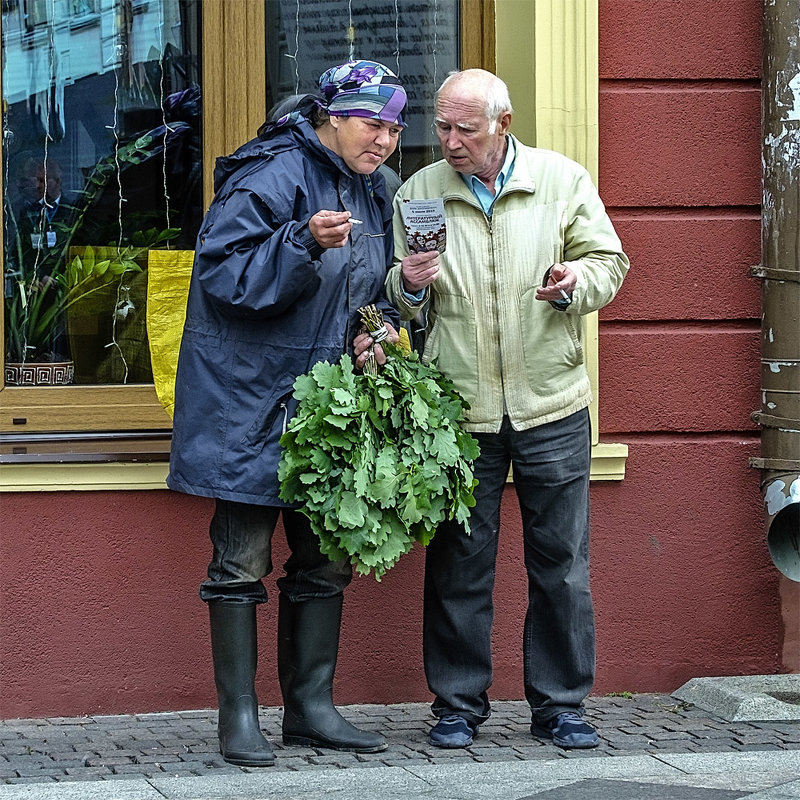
left=3, top=128, right=185, bottom=385
left=4, top=245, right=140, bottom=385
left=4, top=231, right=178, bottom=385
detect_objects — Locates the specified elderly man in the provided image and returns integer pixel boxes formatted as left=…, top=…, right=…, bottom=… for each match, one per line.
left=386, top=69, right=629, bottom=750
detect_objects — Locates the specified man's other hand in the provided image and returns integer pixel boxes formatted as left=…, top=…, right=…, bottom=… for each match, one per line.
left=535, top=263, right=577, bottom=304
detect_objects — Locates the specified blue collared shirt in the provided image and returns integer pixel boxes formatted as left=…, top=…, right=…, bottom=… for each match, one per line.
left=462, top=136, right=516, bottom=215
left=402, top=137, right=517, bottom=303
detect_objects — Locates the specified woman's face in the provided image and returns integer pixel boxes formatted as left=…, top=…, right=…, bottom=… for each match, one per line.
left=327, top=116, right=402, bottom=174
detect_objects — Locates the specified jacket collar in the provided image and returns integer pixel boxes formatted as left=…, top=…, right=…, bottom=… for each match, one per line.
left=213, top=119, right=352, bottom=193
left=438, top=134, right=535, bottom=207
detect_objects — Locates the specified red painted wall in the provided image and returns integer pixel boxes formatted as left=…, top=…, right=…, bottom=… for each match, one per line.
left=0, top=0, right=788, bottom=719
left=595, top=0, right=786, bottom=686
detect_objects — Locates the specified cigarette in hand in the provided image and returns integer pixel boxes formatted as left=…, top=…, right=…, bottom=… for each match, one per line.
left=559, top=288, right=571, bottom=302
left=348, top=218, right=363, bottom=225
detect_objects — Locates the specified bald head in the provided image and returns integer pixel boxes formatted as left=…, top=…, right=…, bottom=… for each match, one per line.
left=432, top=69, right=513, bottom=184
left=435, top=69, right=513, bottom=134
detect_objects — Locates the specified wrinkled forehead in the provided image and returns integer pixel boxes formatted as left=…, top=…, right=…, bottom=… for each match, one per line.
left=434, top=92, right=490, bottom=129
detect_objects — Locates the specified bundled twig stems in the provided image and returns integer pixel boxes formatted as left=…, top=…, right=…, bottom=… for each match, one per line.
left=359, top=304, right=389, bottom=376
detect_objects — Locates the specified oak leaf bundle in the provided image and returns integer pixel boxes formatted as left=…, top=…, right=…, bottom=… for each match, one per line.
left=278, top=307, right=479, bottom=579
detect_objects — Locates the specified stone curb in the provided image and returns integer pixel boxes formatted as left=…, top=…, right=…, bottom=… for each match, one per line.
left=2, top=694, right=799, bottom=797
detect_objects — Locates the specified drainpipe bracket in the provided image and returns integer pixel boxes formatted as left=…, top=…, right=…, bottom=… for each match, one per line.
left=751, top=411, right=800, bottom=430
left=750, top=265, right=800, bottom=282
left=749, top=457, right=800, bottom=471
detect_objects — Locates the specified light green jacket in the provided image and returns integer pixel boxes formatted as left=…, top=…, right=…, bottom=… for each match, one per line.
left=386, top=135, right=629, bottom=433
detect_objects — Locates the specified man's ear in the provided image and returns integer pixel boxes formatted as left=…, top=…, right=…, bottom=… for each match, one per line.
left=498, top=112, right=512, bottom=136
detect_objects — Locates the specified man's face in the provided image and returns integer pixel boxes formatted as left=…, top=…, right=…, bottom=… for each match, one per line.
left=433, top=86, right=510, bottom=181
left=36, top=168, right=61, bottom=203
left=17, top=171, right=41, bottom=205
left=328, top=116, right=402, bottom=174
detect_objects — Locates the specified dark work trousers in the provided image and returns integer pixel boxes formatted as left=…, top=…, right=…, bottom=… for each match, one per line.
left=423, top=409, right=595, bottom=727
left=199, top=500, right=352, bottom=604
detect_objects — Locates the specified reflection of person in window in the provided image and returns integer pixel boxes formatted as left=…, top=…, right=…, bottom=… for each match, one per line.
left=8, top=157, right=78, bottom=361
left=14, top=157, right=78, bottom=280
left=168, top=60, right=406, bottom=768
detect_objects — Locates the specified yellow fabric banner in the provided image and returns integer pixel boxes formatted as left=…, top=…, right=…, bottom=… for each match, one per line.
left=146, top=250, right=194, bottom=419
left=145, top=248, right=411, bottom=417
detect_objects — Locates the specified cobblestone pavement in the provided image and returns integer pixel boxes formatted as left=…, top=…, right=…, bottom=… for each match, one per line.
left=1, top=694, right=799, bottom=786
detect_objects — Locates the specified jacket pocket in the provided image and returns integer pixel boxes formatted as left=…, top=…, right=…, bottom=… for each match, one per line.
left=422, top=295, right=479, bottom=409
left=422, top=314, right=441, bottom=363
left=241, top=382, right=295, bottom=453
left=520, top=289, right=584, bottom=390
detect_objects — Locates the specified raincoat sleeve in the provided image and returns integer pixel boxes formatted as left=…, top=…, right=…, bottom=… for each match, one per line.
left=371, top=181, right=401, bottom=331
left=194, top=186, right=324, bottom=318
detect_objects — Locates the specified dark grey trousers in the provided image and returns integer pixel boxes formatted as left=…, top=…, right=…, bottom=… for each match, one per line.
left=200, top=500, right=352, bottom=604
left=423, top=409, right=595, bottom=726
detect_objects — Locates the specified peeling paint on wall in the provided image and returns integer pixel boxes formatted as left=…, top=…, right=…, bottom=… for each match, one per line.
left=785, top=70, right=800, bottom=121
left=767, top=360, right=797, bottom=373
left=764, top=58, right=800, bottom=174
left=765, top=477, right=800, bottom=516
left=764, top=126, right=800, bottom=169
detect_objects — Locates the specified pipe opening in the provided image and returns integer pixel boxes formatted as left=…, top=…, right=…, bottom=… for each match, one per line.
left=767, top=502, right=800, bottom=582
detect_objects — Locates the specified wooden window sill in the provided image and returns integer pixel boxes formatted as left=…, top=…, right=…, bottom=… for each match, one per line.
left=0, top=441, right=627, bottom=492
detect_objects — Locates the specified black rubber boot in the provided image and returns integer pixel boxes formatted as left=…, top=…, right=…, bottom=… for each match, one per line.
left=278, top=594, right=387, bottom=752
left=208, top=601, right=275, bottom=767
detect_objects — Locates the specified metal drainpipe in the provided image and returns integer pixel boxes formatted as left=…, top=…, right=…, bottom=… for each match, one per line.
left=750, top=1, right=800, bottom=582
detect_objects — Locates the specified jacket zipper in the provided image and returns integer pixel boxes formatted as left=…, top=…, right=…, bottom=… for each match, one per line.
left=485, top=212, right=506, bottom=408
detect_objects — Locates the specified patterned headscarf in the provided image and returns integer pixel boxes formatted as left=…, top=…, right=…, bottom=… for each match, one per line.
left=318, top=60, right=407, bottom=127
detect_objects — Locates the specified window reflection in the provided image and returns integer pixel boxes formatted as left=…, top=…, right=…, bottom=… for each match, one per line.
left=2, top=0, right=202, bottom=386
left=265, top=0, right=458, bottom=181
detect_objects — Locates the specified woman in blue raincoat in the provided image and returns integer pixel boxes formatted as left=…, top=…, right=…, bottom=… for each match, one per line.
left=168, top=61, right=405, bottom=767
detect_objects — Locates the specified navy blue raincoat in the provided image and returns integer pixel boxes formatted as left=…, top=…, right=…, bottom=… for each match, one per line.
left=167, top=119, right=399, bottom=506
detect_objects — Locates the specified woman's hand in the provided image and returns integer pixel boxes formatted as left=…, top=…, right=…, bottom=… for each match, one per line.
left=309, top=210, right=353, bottom=249
left=353, top=322, right=399, bottom=370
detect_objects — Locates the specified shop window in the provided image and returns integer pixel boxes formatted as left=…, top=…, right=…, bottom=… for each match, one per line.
left=265, top=0, right=460, bottom=181
left=3, top=0, right=201, bottom=386
left=1, top=0, right=493, bottom=468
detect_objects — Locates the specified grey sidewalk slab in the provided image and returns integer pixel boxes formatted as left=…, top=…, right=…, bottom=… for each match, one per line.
left=674, top=675, right=800, bottom=721
left=655, top=750, right=800, bottom=775
left=746, top=781, right=800, bottom=800
left=2, top=695, right=800, bottom=798
left=517, top=782, right=745, bottom=800
left=0, top=752, right=799, bottom=800
left=0, top=783, right=163, bottom=800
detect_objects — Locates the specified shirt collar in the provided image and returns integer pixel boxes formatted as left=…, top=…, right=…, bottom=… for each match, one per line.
left=461, top=135, right=516, bottom=212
